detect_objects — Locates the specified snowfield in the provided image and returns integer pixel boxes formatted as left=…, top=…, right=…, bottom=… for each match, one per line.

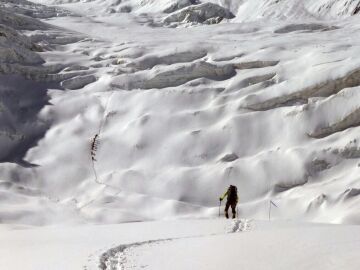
left=1, top=0, right=360, bottom=269
left=1, top=219, right=360, bottom=270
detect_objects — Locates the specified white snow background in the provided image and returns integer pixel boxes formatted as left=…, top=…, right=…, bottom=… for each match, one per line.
left=1, top=0, right=360, bottom=269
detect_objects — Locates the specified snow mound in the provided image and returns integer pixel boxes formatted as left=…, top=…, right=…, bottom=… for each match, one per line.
left=61, top=74, right=97, bottom=89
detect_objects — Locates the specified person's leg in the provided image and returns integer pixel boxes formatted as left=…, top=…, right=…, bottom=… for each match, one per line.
left=224, top=202, right=230, bottom=219
left=231, top=202, right=237, bottom=219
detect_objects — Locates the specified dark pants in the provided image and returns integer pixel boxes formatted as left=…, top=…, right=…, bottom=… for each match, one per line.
left=225, top=200, right=237, bottom=219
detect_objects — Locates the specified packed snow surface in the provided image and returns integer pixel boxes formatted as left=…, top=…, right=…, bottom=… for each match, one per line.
left=2, top=219, right=360, bottom=270
left=2, top=0, right=360, bottom=225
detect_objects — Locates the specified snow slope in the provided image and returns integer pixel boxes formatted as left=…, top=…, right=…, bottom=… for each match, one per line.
left=2, top=0, right=360, bottom=269
left=0, top=0, right=360, bottom=226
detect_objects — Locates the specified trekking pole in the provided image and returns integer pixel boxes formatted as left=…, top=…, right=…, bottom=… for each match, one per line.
left=218, top=200, right=221, bottom=217
left=268, top=200, right=271, bottom=221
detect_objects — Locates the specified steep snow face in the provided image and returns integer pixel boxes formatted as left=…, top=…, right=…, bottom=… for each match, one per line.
left=1, top=0, right=360, bottom=226
left=214, top=0, right=360, bottom=21
left=307, top=0, right=360, bottom=18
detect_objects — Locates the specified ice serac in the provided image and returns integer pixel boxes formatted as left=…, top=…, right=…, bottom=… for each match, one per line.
left=163, top=0, right=198, bottom=13
left=163, top=2, right=235, bottom=25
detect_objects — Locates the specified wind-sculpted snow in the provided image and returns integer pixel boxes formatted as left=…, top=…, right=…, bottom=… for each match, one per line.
left=242, top=65, right=360, bottom=111
left=306, top=87, right=360, bottom=138
left=61, top=74, right=97, bottom=89
left=233, top=60, right=279, bottom=70
left=31, top=0, right=360, bottom=21
left=126, top=49, right=207, bottom=70
left=1, top=0, right=360, bottom=227
left=274, top=23, right=338, bottom=34
left=229, top=0, right=360, bottom=21
left=0, top=63, right=92, bottom=82
left=111, top=61, right=235, bottom=90
left=310, top=108, right=360, bottom=138
left=307, top=0, right=360, bottom=18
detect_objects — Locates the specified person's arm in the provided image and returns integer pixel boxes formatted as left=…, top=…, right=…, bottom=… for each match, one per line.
left=219, top=190, right=228, bottom=201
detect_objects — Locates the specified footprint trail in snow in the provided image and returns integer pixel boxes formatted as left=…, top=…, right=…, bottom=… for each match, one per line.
left=97, top=219, right=252, bottom=270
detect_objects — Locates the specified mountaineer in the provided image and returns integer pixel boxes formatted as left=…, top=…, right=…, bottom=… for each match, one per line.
left=219, top=185, right=238, bottom=219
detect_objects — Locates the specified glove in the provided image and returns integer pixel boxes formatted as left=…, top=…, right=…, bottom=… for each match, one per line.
left=219, top=197, right=223, bottom=202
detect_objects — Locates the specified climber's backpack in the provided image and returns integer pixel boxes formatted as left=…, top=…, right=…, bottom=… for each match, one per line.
left=227, top=185, right=237, bottom=202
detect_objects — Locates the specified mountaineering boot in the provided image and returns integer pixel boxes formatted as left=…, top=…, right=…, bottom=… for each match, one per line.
left=232, top=213, right=236, bottom=219
left=225, top=212, right=229, bottom=219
